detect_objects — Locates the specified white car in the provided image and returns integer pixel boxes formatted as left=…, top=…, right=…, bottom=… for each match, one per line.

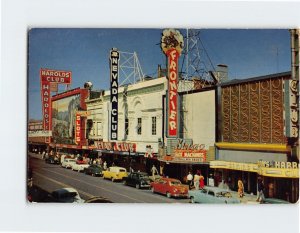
left=71, top=161, right=90, bottom=172
left=61, top=159, right=77, bottom=169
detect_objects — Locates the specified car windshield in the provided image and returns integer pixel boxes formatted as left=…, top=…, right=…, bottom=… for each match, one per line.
left=170, top=181, right=181, bottom=186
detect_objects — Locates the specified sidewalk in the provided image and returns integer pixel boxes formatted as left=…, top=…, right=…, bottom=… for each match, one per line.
left=28, top=152, right=44, bottom=160
left=238, top=193, right=259, bottom=204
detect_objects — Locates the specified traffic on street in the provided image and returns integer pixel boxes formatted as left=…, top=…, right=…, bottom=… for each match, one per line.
left=28, top=154, right=191, bottom=204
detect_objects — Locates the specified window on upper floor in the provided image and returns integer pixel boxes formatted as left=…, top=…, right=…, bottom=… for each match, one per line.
left=152, top=117, right=157, bottom=135
left=137, top=118, right=142, bottom=135
left=125, top=118, right=129, bottom=136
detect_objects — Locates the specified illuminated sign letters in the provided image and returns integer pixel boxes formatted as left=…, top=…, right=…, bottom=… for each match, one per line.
left=110, top=49, right=120, bottom=140
left=40, top=68, right=72, bottom=143
left=161, top=29, right=184, bottom=138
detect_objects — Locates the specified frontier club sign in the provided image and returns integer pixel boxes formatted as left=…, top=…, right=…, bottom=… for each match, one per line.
left=40, top=68, right=72, bottom=143
left=161, top=29, right=184, bottom=137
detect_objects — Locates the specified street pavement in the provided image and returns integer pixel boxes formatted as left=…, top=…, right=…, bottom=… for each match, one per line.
left=28, top=152, right=259, bottom=204
left=28, top=154, right=190, bottom=203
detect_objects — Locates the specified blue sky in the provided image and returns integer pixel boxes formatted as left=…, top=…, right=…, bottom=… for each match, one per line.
left=28, top=28, right=291, bottom=120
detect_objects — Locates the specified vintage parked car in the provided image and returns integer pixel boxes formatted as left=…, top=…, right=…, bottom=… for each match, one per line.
left=263, top=198, right=291, bottom=204
left=150, top=177, right=189, bottom=198
left=188, top=186, right=241, bottom=204
left=84, top=165, right=103, bottom=177
left=124, top=171, right=151, bottom=189
left=71, top=161, right=90, bottom=172
left=102, top=166, right=128, bottom=182
left=45, top=157, right=60, bottom=164
left=49, top=188, right=85, bottom=203
left=61, top=159, right=77, bottom=169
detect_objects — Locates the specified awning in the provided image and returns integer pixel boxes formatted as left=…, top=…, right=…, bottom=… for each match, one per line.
left=95, top=149, right=139, bottom=156
left=210, top=160, right=299, bottom=178
left=215, top=142, right=291, bottom=153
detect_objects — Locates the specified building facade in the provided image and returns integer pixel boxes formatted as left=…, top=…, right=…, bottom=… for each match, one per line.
left=211, top=72, right=299, bottom=203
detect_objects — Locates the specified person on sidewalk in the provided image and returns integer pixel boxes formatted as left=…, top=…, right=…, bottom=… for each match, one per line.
left=199, top=172, right=205, bottom=189
left=237, top=178, right=244, bottom=198
left=193, top=170, right=201, bottom=190
left=256, top=177, right=265, bottom=203
left=187, top=172, right=193, bottom=189
left=151, top=165, right=159, bottom=177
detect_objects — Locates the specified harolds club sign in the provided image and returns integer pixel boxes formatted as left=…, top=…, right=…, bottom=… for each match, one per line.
left=40, top=68, right=72, bottom=142
left=161, top=29, right=184, bottom=137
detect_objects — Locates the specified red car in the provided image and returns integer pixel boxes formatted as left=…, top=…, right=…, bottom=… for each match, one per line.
left=150, top=177, right=189, bottom=198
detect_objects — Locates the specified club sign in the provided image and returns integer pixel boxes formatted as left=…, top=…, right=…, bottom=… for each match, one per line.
left=40, top=68, right=72, bottom=143
left=110, top=48, right=120, bottom=140
left=161, top=29, right=184, bottom=137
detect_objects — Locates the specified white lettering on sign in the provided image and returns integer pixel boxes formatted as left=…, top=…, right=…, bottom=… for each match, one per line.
left=110, top=49, right=120, bottom=140
left=258, top=160, right=299, bottom=169
left=167, top=48, right=179, bottom=137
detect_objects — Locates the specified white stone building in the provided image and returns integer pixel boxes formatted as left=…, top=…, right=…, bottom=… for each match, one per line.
left=102, top=77, right=167, bottom=154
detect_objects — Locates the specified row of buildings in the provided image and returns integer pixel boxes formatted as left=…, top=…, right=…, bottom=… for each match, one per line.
left=28, top=30, right=300, bottom=203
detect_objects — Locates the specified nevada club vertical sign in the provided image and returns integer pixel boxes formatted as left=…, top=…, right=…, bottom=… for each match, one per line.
left=161, top=29, right=184, bottom=137
left=110, top=49, right=120, bottom=140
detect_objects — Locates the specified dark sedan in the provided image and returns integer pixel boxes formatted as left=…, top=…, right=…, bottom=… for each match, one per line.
left=83, top=164, right=103, bottom=177
left=45, top=157, right=60, bottom=164
left=124, top=171, right=151, bottom=189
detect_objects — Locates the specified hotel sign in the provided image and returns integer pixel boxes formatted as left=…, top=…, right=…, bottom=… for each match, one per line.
left=110, top=49, right=120, bottom=140
left=161, top=29, right=184, bottom=137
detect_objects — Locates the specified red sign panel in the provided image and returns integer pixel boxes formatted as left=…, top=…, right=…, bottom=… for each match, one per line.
left=40, top=68, right=72, bottom=143
left=167, top=48, right=179, bottom=137
left=173, top=149, right=207, bottom=163
left=40, top=81, right=51, bottom=131
left=94, top=141, right=136, bottom=153
left=75, top=114, right=81, bottom=144
left=40, top=68, right=72, bottom=84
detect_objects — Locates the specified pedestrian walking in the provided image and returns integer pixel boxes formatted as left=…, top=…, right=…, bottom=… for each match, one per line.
left=151, top=165, right=159, bottom=177
left=199, top=172, right=205, bottom=189
left=256, top=177, right=265, bottom=203
left=103, top=161, right=107, bottom=170
left=187, top=172, right=193, bottom=189
left=193, top=170, right=201, bottom=190
left=237, top=177, right=244, bottom=198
